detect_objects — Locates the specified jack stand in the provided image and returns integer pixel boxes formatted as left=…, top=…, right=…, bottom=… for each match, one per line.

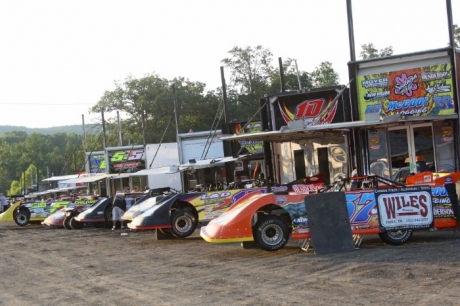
left=297, top=239, right=313, bottom=252
left=353, top=234, right=363, bottom=248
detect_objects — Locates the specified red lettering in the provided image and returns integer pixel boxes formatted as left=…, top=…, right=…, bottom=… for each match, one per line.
left=409, top=195, right=419, bottom=209
left=419, top=194, right=428, bottom=217
left=295, top=99, right=325, bottom=119
left=383, top=198, right=397, bottom=219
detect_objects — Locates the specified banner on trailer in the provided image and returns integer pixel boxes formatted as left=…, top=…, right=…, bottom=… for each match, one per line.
left=357, top=63, right=455, bottom=120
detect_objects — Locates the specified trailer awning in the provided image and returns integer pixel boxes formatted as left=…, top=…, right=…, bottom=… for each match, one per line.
left=178, top=155, right=247, bottom=171
left=130, top=166, right=180, bottom=176
left=221, top=114, right=458, bottom=143
left=60, top=174, right=111, bottom=184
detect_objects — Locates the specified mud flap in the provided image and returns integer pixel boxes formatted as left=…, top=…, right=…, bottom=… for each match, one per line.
left=304, top=192, right=355, bottom=254
left=155, top=229, right=175, bottom=240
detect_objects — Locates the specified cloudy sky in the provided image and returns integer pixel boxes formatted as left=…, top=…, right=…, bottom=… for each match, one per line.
left=0, top=0, right=458, bottom=129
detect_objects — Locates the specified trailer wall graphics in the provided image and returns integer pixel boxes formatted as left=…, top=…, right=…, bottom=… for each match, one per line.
left=271, top=88, right=347, bottom=130
left=375, top=186, right=434, bottom=231
left=232, top=121, right=264, bottom=155
left=107, top=148, right=145, bottom=174
left=85, top=151, right=105, bottom=174
left=357, top=63, right=455, bottom=120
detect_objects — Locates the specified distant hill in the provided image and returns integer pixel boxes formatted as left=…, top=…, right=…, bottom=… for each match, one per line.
left=0, top=124, right=98, bottom=136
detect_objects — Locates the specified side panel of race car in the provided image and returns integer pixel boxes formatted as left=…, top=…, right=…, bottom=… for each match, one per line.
left=128, top=188, right=269, bottom=230
left=0, top=201, right=21, bottom=222
left=74, top=198, right=113, bottom=223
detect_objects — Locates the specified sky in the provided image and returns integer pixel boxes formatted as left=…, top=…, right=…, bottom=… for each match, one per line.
left=0, top=0, right=458, bottom=129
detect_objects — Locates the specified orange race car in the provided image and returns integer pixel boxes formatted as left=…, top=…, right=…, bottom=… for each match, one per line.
left=201, top=172, right=460, bottom=251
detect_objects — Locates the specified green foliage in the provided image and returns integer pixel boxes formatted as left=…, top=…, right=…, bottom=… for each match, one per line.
left=454, top=24, right=460, bottom=47
left=360, top=43, right=394, bottom=59
left=311, top=61, right=340, bottom=87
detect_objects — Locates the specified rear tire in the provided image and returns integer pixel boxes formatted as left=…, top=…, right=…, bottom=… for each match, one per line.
left=254, top=216, right=289, bottom=251
left=104, top=208, right=113, bottom=229
left=170, top=210, right=197, bottom=238
left=63, top=216, right=72, bottom=230
left=378, top=229, right=413, bottom=245
left=14, top=208, right=30, bottom=226
left=70, top=217, right=84, bottom=229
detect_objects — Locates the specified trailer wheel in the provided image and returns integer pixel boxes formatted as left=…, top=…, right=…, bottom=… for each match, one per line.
left=63, top=216, right=72, bottom=230
left=254, top=216, right=289, bottom=251
left=378, top=229, right=413, bottom=245
left=14, top=208, right=30, bottom=226
left=170, top=210, right=197, bottom=238
left=70, top=217, right=84, bottom=229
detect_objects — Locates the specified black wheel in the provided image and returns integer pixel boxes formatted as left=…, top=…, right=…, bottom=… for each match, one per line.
left=378, top=229, right=413, bottom=245
left=253, top=216, right=290, bottom=251
left=104, top=208, right=113, bottom=229
left=92, top=222, right=104, bottom=228
left=158, top=228, right=178, bottom=238
left=170, top=210, right=197, bottom=238
left=70, top=217, right=84, bottom=229
left=63, top=216, right=72, bottom=230
left=14, top=208, right=30, bottom=226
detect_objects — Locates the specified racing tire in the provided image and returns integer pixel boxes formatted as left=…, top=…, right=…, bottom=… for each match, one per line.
left=63, top=216, right=72, bottom=230
left=158, top=228, right=178, bottom=238
left=253, top=216, right=290, bottom=251
left=104, top=208, right=113, bottom=229
left=70, top=217, right=84, bottom=230
left=14, top=209, right=30, bottom=226
left=170, top=210, right=197, bottom=238
left=378, top=229, right=413, bottom=246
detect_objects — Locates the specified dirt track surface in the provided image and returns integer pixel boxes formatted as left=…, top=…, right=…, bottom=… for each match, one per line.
left=0, top=223, right=460, bottom=306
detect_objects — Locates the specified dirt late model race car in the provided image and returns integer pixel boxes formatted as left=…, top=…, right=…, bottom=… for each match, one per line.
left=0, top=200, right=75, bottom=226
left=127, top=175, right=326, bottom=238
left=74, top=188, right=171, bottom=228
left=41, top=198, right=102, bottom=229
left=200, top=172, right=460, bottom=251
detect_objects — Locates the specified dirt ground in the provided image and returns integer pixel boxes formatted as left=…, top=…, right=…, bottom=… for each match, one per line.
left=0, top=222, right=459, bottom=306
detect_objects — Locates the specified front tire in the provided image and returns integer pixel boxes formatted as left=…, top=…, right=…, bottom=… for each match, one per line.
left=254, top=216, right=289, bottom=251
left=104, top=208, right=113, bottom=229
left=170, top=210, right=197, bottom=238
left=14, top=208, right=30, bottom=226
left=378, top=229, right=413, bottom=245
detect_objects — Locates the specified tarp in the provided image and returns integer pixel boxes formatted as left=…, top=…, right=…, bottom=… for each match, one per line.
left=42, top=174, right=81, bottom=182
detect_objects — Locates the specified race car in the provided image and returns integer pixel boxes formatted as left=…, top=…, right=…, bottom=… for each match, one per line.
left=41, top=198, right=101, bottom=229
left=0, top=200, right=72, bottom=226
left=200, top=172, right=460, bottom=251
left=74, top=188, right=170, bottom=228
left=128, top=175, right=326, bottom=238
left=122, top=188, right=178, bottom=221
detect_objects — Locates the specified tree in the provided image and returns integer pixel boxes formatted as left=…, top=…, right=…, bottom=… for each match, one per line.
left=221, top=46, right=274, bottom=121
left=310, top=61, right=340, bottom=88
left=268, top=58, right=313, bottom=93
left=360, top=43, right=394, bottom=59
left=454, top=24, right=460, bottom=47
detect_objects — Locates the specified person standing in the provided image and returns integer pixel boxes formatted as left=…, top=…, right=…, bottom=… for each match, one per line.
left=0, top=193, right=8, bottom=213
left=112, top=194, right=126, bottom=230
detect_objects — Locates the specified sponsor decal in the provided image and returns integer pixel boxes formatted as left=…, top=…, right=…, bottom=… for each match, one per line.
left=292, top=184, right=322, bottom=194
left=361, top=78, right=389, bottom=89
left=276, top=196, right=287, bottom=205
left=376, top=186, right=433, bottom=230
left=424, top=175, right=431, bottom=183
